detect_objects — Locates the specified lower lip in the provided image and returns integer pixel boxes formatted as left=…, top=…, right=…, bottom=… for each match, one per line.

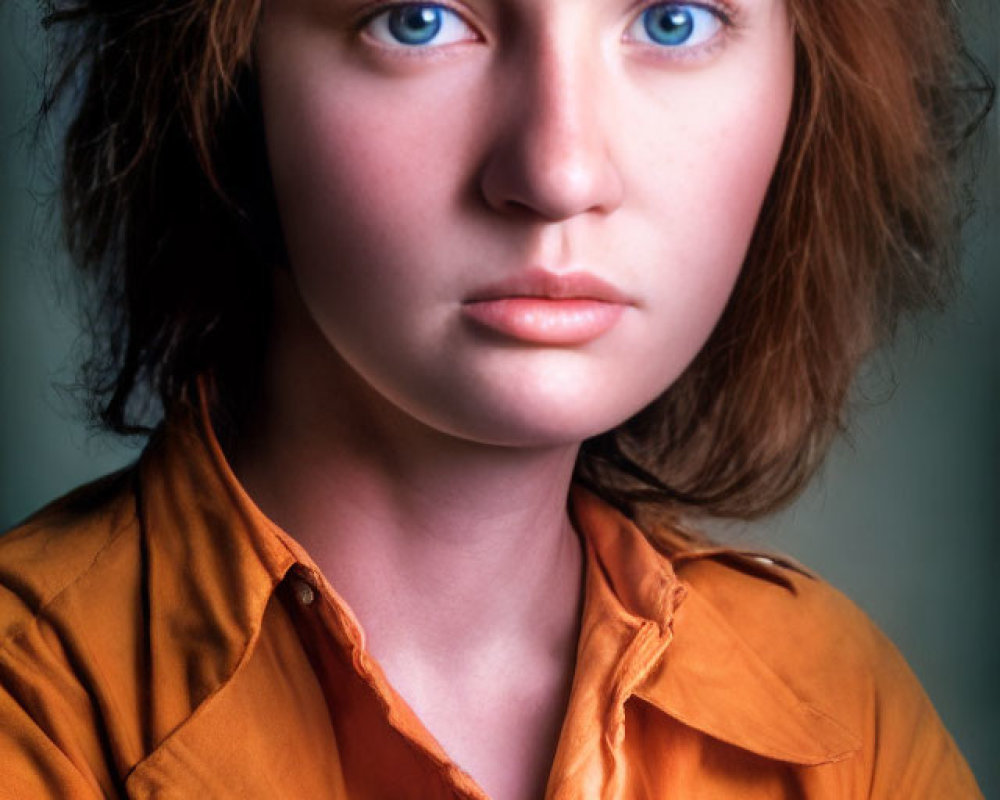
left=461, top=298, right=626, bottom=345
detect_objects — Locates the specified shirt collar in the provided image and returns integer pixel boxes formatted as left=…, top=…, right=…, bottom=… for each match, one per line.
left=143, top=392, right=859, bottom=769
left=570, top=486, right=861, bottom=766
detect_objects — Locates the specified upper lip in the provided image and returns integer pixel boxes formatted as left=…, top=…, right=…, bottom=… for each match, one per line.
left=464, top=267, right=634, bottom=305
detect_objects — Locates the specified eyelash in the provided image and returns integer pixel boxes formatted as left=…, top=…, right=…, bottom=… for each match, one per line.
left=354, top=1, right=741, bottom=60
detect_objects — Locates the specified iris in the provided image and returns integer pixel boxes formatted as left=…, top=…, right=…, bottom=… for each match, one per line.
left=387, top=5, right=443, bottom=45
left=642, top=4, right=696, bottom=46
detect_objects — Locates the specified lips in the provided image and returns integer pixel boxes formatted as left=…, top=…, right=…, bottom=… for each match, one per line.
left=462, top=267, right=633, bottom=345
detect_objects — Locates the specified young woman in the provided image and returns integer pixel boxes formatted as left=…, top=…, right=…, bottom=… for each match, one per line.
left=0, top=0, right=991, bottom=796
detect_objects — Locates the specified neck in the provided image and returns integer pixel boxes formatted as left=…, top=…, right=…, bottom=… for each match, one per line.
left=230, top=283, right=586, bottom=679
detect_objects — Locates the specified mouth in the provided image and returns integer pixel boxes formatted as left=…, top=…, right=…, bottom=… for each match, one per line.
left=462, top=267, right=633, bottom=346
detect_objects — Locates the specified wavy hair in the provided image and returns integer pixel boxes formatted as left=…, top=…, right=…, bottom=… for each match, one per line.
left=41, top=0, right=993, bottom=523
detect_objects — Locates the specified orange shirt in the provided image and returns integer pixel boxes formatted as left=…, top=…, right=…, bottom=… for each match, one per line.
left=0, top=399, right=982, bottom=798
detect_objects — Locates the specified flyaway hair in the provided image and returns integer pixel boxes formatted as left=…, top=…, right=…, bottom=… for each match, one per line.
left=40, top=0, right=994, bottom=523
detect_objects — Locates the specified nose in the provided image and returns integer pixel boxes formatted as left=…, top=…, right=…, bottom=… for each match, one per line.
left=478, top=34, right=624, bottom=221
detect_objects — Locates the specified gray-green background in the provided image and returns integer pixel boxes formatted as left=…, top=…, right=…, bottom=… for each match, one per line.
left=2, top=0, right=997, bottom=792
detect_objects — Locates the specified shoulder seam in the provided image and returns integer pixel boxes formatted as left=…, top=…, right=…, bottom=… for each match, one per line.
left=0, top=478, right=140, bottom=655
left=671, top=547, right=817, bottom=594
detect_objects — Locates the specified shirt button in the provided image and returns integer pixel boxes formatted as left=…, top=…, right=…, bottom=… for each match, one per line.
left=291, top=577, right=316, bottom=607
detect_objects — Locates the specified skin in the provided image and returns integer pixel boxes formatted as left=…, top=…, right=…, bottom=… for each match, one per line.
left=241, top=0, right=795, bottom=797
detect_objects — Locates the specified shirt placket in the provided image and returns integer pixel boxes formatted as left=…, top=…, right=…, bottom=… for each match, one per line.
left=280, top=565, right=492, bottom=800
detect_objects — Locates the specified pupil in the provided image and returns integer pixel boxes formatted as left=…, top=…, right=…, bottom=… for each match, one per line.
left=388, top=5, right=443, bottom=44
left=644, top=5, right=694, bottom=45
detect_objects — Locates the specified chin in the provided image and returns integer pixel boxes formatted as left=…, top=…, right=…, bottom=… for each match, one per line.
left=408, top=386, right=655, bottom=450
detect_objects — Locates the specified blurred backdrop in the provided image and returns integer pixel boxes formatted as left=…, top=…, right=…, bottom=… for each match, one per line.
left=2, top=0, right=997, bottom=793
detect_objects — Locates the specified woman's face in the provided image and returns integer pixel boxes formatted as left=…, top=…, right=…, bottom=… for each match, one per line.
left=256, top=0, right=795, bottom=447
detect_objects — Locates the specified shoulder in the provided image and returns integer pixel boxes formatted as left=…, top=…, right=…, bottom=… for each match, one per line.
left=675, top=551, right=884, bottom=687
left=670, top=549, right=982, bottom=796
left=0, top=468, right=143, bottom=797
left=0, top=467, right=141, bottom=642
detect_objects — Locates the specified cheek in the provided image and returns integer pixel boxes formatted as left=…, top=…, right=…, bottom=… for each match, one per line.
left=266, top=95, right=428, bottom=304
left=262, top=58, right=479, bottom=295
left=635, top=48, right=793, bottom=252
left=660, top=93, right=788, bottom=317
left=691, top=88, right=791, bottom=258
left=648, top=47, right=792, bottom=261
left=615, top=41, right=794, bottom=390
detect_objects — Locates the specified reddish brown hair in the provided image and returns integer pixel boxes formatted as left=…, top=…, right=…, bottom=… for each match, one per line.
left=43, top=0, right=993, bottom=520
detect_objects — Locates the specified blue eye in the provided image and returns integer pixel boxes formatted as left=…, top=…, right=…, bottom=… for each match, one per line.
left=388, top=6, right=442, bottom=45
left=628, top=3, right=724, bottom=49
left=365, top=3, right=476, bottom=48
